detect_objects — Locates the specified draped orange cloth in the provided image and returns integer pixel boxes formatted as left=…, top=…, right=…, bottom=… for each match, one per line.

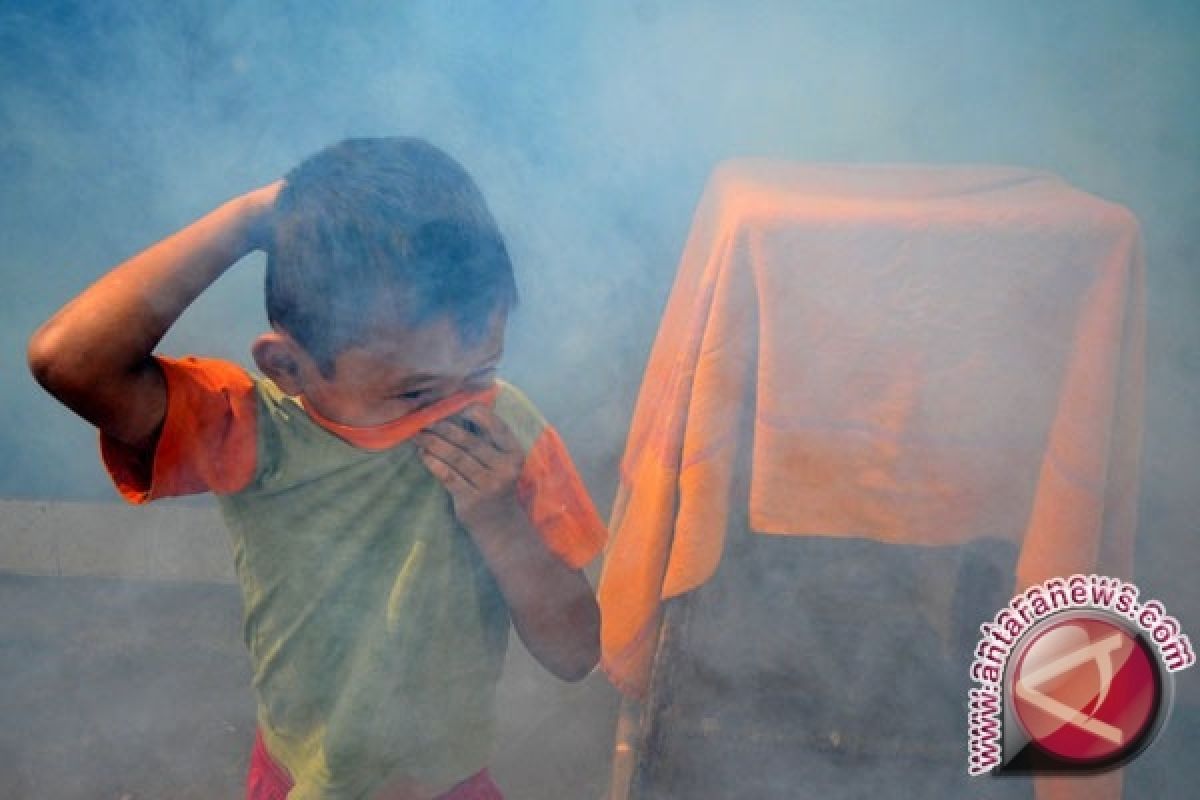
left=598, top=161, right=1145, bottom=698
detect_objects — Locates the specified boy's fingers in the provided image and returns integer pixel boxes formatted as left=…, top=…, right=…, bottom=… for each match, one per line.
left=417, top=447, right=480, bottom=491
left=460, top=405, right=520, bottom=453
left=418, top=432, right=492, bottom=487
left=421, top=423, right=497, bottom=470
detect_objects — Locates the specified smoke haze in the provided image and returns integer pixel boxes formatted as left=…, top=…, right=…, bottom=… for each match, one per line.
left=2, top=0, right=1197, bottom=796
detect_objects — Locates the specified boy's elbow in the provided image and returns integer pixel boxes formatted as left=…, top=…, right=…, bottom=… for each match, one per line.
left=557, top=598, right=601, bottom=683
left=27, top=322, right=93, bottom=400
left=27, top=323, right=66, bottom=392
left=560, top=641, right=601, bottom=683
left=524, top=596, right=600, bottom=682
left=544, top=644, right=599, bottom=684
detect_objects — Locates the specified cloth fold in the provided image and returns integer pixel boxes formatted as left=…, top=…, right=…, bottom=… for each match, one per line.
left=598, top=160, right=1145, bottom=697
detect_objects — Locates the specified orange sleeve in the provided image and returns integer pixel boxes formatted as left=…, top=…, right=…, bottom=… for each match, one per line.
left=99, top=355, right=258, bottom=504
left=516, top=426, right=608, bottom=570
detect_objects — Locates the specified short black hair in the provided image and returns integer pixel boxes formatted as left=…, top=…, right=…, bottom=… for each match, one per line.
left=265, top=137, right=517, bottom=375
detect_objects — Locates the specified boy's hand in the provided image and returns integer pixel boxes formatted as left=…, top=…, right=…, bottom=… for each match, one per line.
left=415, top=404, right=525, bottom=533
left=240, top=179, right=285, bottom=251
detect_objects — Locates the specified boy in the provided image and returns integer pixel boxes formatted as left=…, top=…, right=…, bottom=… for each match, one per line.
left=27, top=138, right=607, bottom=799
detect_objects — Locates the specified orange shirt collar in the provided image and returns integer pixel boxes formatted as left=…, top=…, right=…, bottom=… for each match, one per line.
left=300, top=385, right=499, bottom=451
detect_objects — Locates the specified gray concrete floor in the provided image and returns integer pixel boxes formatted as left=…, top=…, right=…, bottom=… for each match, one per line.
left=3, top=571, right=1197, bottom=799
left=0, top=572, right=619, bottom=800
left=0, top=573, right=254, bottom=798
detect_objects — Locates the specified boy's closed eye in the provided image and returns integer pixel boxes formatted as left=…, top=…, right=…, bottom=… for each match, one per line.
left=389, top=387, right=442, bottom=414
left=391, top=362, right=498, bottom=405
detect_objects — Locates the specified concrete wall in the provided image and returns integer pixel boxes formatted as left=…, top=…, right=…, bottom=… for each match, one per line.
left=1, top=499, right=233, bottom=583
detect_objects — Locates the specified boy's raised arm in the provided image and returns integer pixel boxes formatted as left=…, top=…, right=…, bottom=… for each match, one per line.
left=27, top=181, right=281, bottom=453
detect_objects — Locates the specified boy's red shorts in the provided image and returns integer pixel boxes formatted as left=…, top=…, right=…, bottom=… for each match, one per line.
left=246, top=729, right=505, bottom=800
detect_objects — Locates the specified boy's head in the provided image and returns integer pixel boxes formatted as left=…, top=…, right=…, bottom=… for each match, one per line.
left=254, top=138, right=516, bottom=425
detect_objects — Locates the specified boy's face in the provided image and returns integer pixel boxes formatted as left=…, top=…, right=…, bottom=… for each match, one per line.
left=299, top=310, right=505, bottom=428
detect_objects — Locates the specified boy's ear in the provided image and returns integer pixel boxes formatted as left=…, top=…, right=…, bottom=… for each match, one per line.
left=252, top=332, right=309, bottom=396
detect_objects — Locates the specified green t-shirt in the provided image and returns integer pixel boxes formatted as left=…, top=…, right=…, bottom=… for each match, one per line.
left=100, top=356, right=606, bottom=799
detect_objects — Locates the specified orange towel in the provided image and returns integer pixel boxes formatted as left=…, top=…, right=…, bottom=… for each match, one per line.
left=598, top=160, right=1145, bottom=697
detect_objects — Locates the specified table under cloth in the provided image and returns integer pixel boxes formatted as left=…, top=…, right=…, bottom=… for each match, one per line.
left=598, top=160, right=1145, bottom=698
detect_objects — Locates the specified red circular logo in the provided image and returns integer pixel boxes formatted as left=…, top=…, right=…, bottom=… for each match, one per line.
left=1010, top=615, right=1159, bottom=765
